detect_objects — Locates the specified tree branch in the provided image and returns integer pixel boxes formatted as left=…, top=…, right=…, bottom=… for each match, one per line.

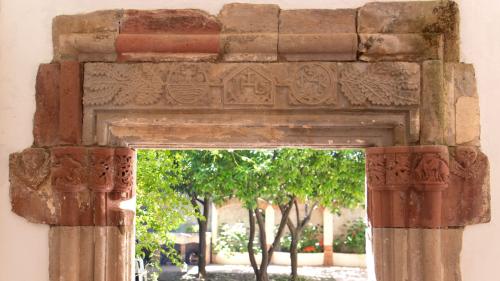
left=247, top=209, right=259, bottom=276
left=255, top=208, right=269, bottom=270
left=268, top=198, right=294, bottom=261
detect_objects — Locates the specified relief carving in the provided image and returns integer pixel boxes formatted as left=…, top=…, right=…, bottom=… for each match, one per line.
left=167, top=64, right=210, bottom=104
left=366, top=153, right=386, bottom=187
left=11, top=148, right=50, bottom=190
left=89, top=148, right=114, bottom=192
left=51, top=147, right=88, bottom=192
left=83, top=63, right=211, bottom=106
left=290, top=64, right=337, bottom=105
left=339, top=63, right=420, bottom=106
left=450, top=146, right=488, bottom=183
left=386, top=153, right=411, bottom=186
left=114, top=148, right=134, bottom=197
left=413, top=152, right=449, bottom=186
left=223, top=66, right=274, bottom=105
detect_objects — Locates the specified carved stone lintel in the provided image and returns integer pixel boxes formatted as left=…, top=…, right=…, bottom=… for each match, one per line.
left=367, top=145, right=490, bottom=228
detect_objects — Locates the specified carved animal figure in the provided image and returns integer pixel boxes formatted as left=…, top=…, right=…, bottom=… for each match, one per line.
left=414, top=154, right=449, bottom=183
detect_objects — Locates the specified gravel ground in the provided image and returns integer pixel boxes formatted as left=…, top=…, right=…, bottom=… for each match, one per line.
left=159, top=265, right=368, bottom=281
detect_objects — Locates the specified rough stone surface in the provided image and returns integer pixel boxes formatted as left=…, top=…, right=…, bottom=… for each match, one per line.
left=52, top=10, right=121, bottom=61
left=359, top=33, right=443, bottom=62
left=34, top=64, right=60, bottom=147
left=358, top=1, right=459, bottom=62
left=58, top=61, right=82, bottom=145
left=218, top=3, right=279, bottom=61
left=278, top=9, right=357, bottom=61
left=456, top=97, right=480, bottom=144
left=372, top=228, right=463, bottom=281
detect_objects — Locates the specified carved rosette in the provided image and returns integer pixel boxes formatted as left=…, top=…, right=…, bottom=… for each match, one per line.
left=89, top=148, right=115, bottom=192
left=290, top=64, right=337, bottom=105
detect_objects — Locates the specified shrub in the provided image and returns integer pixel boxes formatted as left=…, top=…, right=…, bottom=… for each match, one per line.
left=214, top=223, right=261, bottom=255
left=333, top=218, right=366, bottom=254
left=280, top=224, right=324, bottom=253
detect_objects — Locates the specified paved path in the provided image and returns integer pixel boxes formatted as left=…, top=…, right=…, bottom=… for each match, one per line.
left=159, top=265, right=368, bottom=281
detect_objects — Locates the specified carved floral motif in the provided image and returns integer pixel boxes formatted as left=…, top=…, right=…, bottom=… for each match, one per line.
left=114, top=148, right=134, bottom=195
left=290, top=64, right=336, bottom=105
left=83, top=63, right=210, bottom=106
left=366, top=153, right=386, bottom=187
left=11, top=148, right=50, bottom=190
left=89, top=148, right=114, bottom=192
left=223, top=66, right=274, bottom=105
left=339, top=63, right=420, bottom=106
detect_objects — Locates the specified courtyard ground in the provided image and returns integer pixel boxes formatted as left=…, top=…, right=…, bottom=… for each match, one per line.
left=159, top=265, right=368, bottom=281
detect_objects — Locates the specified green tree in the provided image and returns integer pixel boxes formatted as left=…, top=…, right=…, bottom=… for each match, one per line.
left=272, top=149, right=365, bottom=281
left=136, top=150, right=198, bottom=280
left=175, top=150, right=237, bottom=279
left=232, top=150, right=295, bottom=281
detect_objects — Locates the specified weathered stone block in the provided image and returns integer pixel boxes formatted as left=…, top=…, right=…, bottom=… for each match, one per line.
left=359, top=33, right=443, bottom=62
left=358, top=1, right=459, bottom=61
left=278, top=9, right=357, bottom=61
left=9, top=148, right=57, bottom=225
left=58, top=61, right=82, bottom=145
left=219, top=3, right=279, bottom=61
left=117, top=10, right=220, bottom=62
left=34, top=64, right=60, bottom=147
left=421, top=60, right=448, bottom=145
left=445, top=63, right=480, bottom=145
left=445, top=146, right=490, bottom=226
left=53, top=10, right=122, bottom=61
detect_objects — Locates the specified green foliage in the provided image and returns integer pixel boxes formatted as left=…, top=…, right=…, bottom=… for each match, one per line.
left=280, top=225, right=323, bottom=253
left=333, top=218, right=367, bottom=254
left=135, top=150, right=199, bottom=275
left=213, top=223, right=261, bottom=255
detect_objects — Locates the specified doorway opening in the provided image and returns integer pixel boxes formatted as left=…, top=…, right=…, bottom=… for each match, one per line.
left=135, top=148, right=369, bottom=281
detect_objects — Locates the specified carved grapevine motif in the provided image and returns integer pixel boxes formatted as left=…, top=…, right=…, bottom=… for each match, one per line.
left=386, top=153, right=411, bottom=185
left=291, top=64, right=336, bottom=105
left=366, top=153, right=386, bottom=187
left=83, top=63, right=210, bottom=106
left=224, top=66, right=274, bottom=105
left=339, top=63, right=420, bottom=106
left=11, top=149, right=50, bottom=190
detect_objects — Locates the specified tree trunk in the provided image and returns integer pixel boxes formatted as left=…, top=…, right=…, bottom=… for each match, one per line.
left=197, top=197, right=210, bottom=279
left=290, top=231, right=300, bottom=281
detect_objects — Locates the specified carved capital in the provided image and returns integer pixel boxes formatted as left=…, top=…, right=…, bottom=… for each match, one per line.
left=10, top=146, right=135, bottom=226
left=367, top=145, right=490, bottom=228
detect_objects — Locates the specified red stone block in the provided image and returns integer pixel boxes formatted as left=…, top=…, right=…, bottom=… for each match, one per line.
left=58, top=61, right=82, bottom=145
left=121, top=10, right=221, bottom=34
left=115, top=34, right=219, bottom=54
left=33, top=64, right=60, bottom=147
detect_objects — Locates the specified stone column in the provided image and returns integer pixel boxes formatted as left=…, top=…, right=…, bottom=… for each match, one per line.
left=210, top=203, right=218, bottom=262
left=323, top=208, right=334, bottom=266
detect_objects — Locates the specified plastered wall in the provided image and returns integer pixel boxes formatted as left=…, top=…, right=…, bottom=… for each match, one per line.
left=0, top=0, right=499, bottom=280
